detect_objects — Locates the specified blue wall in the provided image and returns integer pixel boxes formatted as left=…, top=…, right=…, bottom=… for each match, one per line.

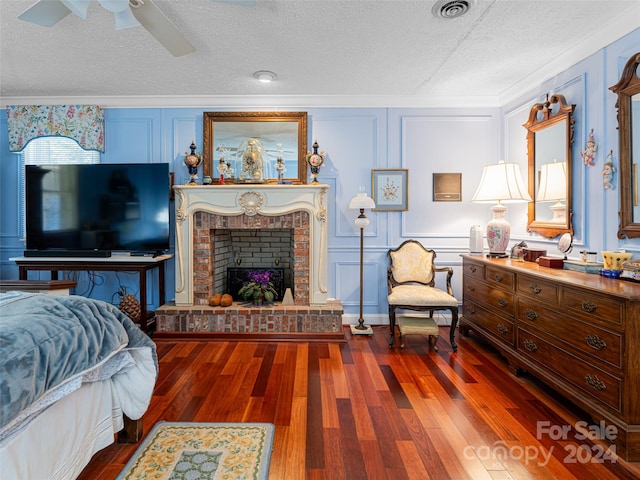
left=1, top=29, right=638, bottom=324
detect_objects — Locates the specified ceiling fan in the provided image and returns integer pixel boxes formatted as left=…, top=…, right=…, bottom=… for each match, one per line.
left=17, top=0, right=196, bottom=57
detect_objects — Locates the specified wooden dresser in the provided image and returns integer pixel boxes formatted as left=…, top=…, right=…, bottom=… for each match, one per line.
left=460, top=254, right=640, bottom=461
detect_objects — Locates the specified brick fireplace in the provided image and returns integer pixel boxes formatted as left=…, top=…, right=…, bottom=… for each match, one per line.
left=155, top=184, right=343, bottom=336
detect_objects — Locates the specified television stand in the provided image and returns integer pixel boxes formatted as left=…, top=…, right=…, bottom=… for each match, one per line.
left=10, top=255, right=173, bottom=333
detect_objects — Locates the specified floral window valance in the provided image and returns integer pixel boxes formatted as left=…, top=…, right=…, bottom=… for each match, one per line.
left=6, top=105, right=105, bottom=152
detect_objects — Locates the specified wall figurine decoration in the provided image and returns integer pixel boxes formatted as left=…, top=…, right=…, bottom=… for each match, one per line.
left=580, top=129, right=598, bottom=166
left=603, top=150, right=616, bottom=190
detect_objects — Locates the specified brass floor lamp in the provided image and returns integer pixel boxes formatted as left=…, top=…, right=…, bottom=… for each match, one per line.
left=349, top=190, right=375, bottom=335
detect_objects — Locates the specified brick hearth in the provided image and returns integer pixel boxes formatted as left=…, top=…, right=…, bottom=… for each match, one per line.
left=155, top=300, right=344, bottom=335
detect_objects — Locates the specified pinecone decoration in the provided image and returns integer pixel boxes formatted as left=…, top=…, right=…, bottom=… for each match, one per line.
left=117, top=286, right=141, bottom=323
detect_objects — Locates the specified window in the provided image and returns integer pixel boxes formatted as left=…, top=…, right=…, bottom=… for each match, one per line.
left=21, top=137, right=100, bottom=238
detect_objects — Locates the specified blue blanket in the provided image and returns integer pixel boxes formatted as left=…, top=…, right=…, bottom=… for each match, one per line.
left=0, top=292, right=158, bottom=430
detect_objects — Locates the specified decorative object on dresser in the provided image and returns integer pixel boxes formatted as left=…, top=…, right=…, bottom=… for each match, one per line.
left=349, top=189, right=376, bottom=335
left=469, top=224, right=483, bottom=255
left=537, top=256, right=563, bottom=268
left=601, top=251, right=633, bottom=272
left=522, top=247, right=546, bottom=263
left=460, top=255, right=640, bottom=461
left=557, top=232, right=573, bottom=259
left=387, top=240, right=459, bottom=351
left=524, top=93, right=575, bottom=238
left=471, top=161, right=532, bottom=257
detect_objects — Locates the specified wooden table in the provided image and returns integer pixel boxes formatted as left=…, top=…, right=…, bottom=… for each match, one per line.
left=10, top=255, right=173, bottom=332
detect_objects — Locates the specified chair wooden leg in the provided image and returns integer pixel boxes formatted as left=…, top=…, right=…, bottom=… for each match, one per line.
left=431, top=335, right=439, bottom=352
left=449, top=307, right=458, bottom=352
left=389, top=306, right=396, bottom=349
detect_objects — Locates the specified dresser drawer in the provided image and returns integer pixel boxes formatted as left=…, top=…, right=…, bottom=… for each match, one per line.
left=517, top=274, right=559, bottom=305
left=463, top=277, right=515, bottom=317
left=561, top=287, right=625, bottom=327
left=517, top=327, right=622, bottom=412
left=486, top=267, right=515, bottom=290
left=463, top=261, right=485, bottom=280
left=463, top=300, right=515, bottom=346
left=517, top=297, right=623, bottom=370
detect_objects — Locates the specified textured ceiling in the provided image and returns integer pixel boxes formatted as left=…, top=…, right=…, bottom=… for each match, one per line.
left=1, top=0, right=638, bottom=107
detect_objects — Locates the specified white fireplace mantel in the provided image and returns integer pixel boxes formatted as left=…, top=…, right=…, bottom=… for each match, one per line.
left=173, top=184, right=329, bottom=306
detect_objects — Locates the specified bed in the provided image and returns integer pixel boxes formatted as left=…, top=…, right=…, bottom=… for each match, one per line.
left=0, top=291, right=158, bottom=479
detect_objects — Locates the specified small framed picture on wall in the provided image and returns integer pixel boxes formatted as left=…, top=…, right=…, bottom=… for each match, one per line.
left=371, top=169, right=409, bottom=211
left=433, top=173, right=462, bottom=202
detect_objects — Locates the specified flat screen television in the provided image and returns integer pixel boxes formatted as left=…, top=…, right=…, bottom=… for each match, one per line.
left=25, top=163, right=170, bottom=257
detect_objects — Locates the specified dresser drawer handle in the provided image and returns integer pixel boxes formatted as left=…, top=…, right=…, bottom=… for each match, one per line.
left=494, top=274, right=503, bottom=282
left=523, top=339, right=537, bottom=352
left=524, top=309, right=538, bottom=321
left=469, top=265, right=477, bottom=273
left=467, top=305, right=476, bottom=314
left=529, top=285, right=542, bottom=295
left=467, top=285, right=476, bottom=292
left=497, top=323, right=508, bottom=334
left=585, top=374, right=607, bottom=391
left=498, top=297, right=508, bottom=307
left=585, top=335, right=607, bottom=350
left=581, top=301, right=597, bottom=313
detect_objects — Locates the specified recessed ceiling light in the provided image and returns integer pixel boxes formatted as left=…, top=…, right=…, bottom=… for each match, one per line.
left=253, top=71, right=277, bottom=83
left=432, top=0, right=476, bottom=20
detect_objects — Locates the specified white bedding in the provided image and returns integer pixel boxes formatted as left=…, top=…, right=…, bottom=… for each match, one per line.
left=0, top=380, right=122, bottom=480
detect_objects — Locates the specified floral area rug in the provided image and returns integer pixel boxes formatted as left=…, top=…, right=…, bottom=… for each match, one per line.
left=116, top=422, right=275, bottom=480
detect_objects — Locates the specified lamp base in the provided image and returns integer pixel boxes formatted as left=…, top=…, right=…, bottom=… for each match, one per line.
left=350, top=324, right=373, bottom=336
left=486, top=203, right=511, bottom=257
left=487, top=252, right=508, bottom=258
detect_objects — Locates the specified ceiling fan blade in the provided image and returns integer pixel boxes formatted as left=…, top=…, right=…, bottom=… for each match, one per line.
left=130, top=0, right=195, bottom=57
left=18, top=0, right=72, bottom=27
left=217, top=0, right=256, bottom=6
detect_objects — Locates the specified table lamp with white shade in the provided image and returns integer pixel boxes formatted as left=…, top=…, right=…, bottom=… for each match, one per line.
left=472, top=161, right=532, bottom=257
left=535, top=160, right=567, bottom=222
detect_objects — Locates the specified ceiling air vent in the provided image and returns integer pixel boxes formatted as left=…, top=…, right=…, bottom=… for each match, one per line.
left=432, top=0, right=476, bottom=19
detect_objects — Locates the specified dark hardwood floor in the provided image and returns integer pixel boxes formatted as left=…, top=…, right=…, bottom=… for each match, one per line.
left=78, top=326, right=640, bottom=479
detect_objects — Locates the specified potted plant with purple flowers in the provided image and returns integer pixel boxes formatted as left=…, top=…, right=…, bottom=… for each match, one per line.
left=238, top=270, right=278, bottom=305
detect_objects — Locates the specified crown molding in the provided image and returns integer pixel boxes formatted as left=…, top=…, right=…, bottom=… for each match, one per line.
left=0, top=94, right=502, bottom=109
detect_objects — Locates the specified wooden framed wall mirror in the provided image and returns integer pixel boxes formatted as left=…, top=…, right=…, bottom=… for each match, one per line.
left=203, top=112, right=308, bottom=184
left=610, top=52, right=640, bottom=239
left=524, top=94, right=575, bottom=238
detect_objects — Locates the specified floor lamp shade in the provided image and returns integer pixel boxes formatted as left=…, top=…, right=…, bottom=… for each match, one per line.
left=472, top=161, right=531, bottom=257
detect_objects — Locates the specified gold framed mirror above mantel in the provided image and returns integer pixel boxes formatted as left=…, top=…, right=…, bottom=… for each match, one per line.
left=203, top=111, right=308, bottom=184
left=610, top=52, right=640, bottom=239
left=524, top=94, right=575, bottom=238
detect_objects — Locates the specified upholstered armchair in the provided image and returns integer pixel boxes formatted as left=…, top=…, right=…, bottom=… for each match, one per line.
left=387, top=240, right=459, bottom=351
